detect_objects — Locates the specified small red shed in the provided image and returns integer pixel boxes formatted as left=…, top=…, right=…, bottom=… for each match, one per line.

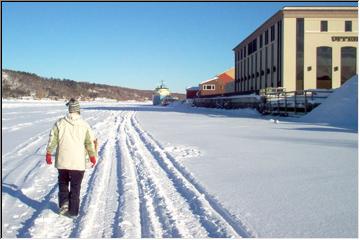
left=186, top=86, right=199, bottom=99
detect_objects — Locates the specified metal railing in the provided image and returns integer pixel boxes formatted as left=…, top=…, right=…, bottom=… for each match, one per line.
left=259, top=88, right=333, bottom=115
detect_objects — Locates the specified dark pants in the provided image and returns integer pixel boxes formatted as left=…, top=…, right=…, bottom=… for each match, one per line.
left=58, top=169, right=85, bottom=216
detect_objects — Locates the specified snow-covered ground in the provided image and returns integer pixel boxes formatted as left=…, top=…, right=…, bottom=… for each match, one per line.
left=2, top=77, right=358, bottom=238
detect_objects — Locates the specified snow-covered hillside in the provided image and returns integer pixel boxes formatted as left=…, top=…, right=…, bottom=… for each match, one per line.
left=2, top=86, right=358, bottom=237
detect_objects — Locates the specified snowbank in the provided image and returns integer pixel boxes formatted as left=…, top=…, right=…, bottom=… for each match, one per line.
left=167, top=101, right=261, bottom=118
left=301, top=75, right=358, bottom=130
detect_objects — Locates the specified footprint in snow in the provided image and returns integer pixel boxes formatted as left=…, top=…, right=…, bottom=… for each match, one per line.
left=164, top=145, right=202, bottom=161
left=20, top=212, right=28, bottom=217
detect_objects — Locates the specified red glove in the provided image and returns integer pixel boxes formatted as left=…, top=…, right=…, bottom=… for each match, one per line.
left=90, top=156, right=96, bottom=167
left=46, top=153, right=52, bottom=165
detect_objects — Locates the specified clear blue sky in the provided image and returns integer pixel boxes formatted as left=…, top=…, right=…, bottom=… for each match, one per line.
left=2, top=2, right=357, bottom=93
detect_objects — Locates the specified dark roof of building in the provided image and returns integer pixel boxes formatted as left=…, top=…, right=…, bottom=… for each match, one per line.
left=186, top=86, right=200, bottom=91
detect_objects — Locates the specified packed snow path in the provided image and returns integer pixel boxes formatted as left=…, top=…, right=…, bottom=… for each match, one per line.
left=2, top=107, right=254, bottom=238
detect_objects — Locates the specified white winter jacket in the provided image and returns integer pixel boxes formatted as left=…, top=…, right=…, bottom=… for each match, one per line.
left=46, top=113, right=96, bottom=171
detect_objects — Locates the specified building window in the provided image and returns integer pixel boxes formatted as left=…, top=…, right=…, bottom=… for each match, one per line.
left=243, top=59, right=247, bottom=80
left=247, top=39, right=257, bottom=55
left=247, top=58, right=250, bottom=90
left=321, top=20, right=328, bottom=32
left=203, top=84, right=215, bottom=90
left=345, top=21, right=352, bottom=32
left=255, top=53, right=258, bottom=90
left=317, top=46, right=332, bottom=89
left=296, top=18, right=304, bottom=91
left=277, top=20, right=282, bottom=87
left=265, top=46, right=268, bottom=87
left=260, top=51, right=263, bottom=89
left=341, top=47, right=357, bottom=84
left=271, top=44, right=274, bottom=87
left=242, top=61, right=244, bottom=83
left=265, top=29, right=269, bottom=45
left=271, top=25, right=275, bottom=42
left=260, top=34, right=263, bottom=48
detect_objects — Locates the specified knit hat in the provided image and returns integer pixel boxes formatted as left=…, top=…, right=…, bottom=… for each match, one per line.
left=66, top=98, right=80, bottom=113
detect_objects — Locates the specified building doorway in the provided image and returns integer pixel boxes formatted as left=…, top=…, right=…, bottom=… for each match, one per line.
left=316, top=47, right=332, bottom=89
left=341, top=47, right=357, bottom=85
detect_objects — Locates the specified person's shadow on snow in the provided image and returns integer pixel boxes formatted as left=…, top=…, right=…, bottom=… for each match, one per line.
left=2, top=183, right=58, bottom=237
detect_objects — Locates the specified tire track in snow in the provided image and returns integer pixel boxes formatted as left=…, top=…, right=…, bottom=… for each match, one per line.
left=2, top=110, right=76, bottom=161
left=69, top=139, right=109, bottom=237
left=69, top=111, right=140, bottom=238
left=111, top=111, right=141, bottom=238
left=74, top=110, right=143, bottom=238
left=124, top=113, right=166, bottom=238
left=130, top=112, right=256, bottom=238
left=2, top=115, right=64, bottom=132
left=2, top=129, right=50, bottom=161
left=124, top=111, right=209, bottom=238
left=99, top=114, right=125, bottom=238
left=69, top=112, right=122, bottom=238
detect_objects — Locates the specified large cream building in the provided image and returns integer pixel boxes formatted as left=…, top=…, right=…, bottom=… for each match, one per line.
left=233, top=6, right=358, bottom=94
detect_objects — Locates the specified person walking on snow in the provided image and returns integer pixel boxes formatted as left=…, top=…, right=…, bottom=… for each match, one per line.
left=46, top=98, right=97, bottom=218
